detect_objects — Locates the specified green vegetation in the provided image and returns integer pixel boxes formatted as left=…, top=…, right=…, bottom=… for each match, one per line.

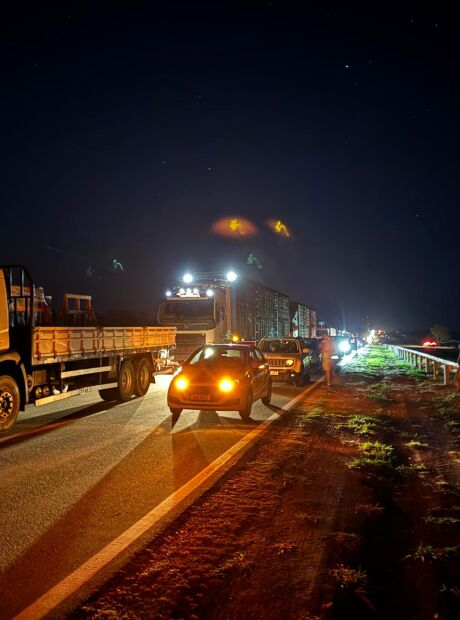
left=404, top=543, right=460, bottom=562
left=346, top=415, right=379, bottom=436
left=329, top=564, right=367, bottom=588
left=424, top=515, right=460, bottom=525
left=348, top=441, right=396, bottom=474
left=367, top=382, right=392, bottom=403
left=342, top=345, right=427, bottom=381
left=405, top=439, right=430, bottom=449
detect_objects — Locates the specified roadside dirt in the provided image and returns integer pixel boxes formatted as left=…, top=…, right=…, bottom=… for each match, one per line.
left=73, top=347, right=460, bottom=620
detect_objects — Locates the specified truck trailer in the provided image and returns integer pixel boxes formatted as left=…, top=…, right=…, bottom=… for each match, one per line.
left=0, top=265, right=176, bottom=432
left=289, top=301, right=317, bottom=338
left=157, top=273, right=290, bottom=362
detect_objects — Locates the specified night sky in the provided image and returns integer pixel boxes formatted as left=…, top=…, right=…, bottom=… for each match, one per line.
left=2, top=2, right=459, bottom=333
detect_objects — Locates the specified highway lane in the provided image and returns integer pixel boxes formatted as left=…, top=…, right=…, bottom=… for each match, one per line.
left=0, top=375, right=316, bottom=619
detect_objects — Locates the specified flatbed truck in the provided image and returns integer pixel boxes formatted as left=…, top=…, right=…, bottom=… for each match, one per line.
left=0, top=266, right=176, bottom=432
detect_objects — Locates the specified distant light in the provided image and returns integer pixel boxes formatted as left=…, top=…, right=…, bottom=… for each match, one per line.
left=206, top=289, right=214, bottom=297
left=339, top=340, right=351, bottom=353
left=226, top=271, right=237, bottom=282
left=183, top=273, right=193, bottom=284
left=165, top=290, right=172, bottom=297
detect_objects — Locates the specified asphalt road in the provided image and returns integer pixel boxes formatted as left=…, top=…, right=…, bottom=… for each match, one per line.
left=0, top=375, right=314, bottom=619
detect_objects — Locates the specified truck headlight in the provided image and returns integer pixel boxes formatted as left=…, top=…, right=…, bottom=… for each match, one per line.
left=339, top=341, right=351, bottom=353
left=285, top=359, right=295, bottom=366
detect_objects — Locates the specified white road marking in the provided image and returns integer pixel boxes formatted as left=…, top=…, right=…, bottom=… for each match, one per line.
left=13, top=379, right=322, bottom=620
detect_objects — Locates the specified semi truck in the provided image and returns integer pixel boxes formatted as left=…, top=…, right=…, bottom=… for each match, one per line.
left=157, top=272, right=290, bottom=362
left=289, top=301, right=317, bottom=338
left=0, top=265, right=176, bottom=432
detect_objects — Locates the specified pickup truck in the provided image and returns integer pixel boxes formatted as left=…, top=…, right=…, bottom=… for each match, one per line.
left=257, top=337, right=312, bottom=386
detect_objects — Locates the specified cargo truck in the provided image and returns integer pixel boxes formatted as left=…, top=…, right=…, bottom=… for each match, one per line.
left=0, top=265, right=176, bottom=432
left=289, top=301, right=317, bottom=338
left=157, top=272, right=290, bottom=362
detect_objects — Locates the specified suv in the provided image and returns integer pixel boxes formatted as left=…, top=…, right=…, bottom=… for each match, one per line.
left=258, top=337, right=312, bottom=386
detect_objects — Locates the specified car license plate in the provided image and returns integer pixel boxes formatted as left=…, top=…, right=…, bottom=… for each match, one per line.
left=190, top=392, right=211, bottom=401
left=270, top=370, right=279, bottom=375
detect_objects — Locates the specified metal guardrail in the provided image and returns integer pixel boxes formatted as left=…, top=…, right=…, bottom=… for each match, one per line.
left=387, top=345, right=459, bottom=386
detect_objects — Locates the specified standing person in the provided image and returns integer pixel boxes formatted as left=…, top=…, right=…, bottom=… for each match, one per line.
left=319, top=334, right=334, bottom=387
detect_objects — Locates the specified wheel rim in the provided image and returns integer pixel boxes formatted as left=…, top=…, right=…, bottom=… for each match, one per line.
left=0, top=390, right=15, bottom=423
left=121, top=367, right=133, bottom=394
left=140, top=363, right=150, bottom=390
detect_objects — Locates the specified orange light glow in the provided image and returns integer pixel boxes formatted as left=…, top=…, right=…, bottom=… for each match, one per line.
left=211, top=216, right=258, bottom=238
left=174, top=377, right=189, bottom=390
left=219, top=378, right=235, bottom=393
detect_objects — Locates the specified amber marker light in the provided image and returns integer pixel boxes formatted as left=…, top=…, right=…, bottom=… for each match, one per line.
left=219, top=378, right=235, bottom=393
left=174, top=377, right=189, bottom=391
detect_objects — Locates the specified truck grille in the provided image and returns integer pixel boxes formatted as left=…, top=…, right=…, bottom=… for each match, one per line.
left=174, top=333, right=206, bottom=362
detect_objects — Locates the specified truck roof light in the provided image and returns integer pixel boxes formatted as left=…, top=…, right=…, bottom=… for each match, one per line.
left=206, top=289, right=214, bottom=297
left=165, top=290, right=172, bottom=297
left=226, top=271, right=237, bottom=282
left=183, top=273, right=193, bottom=284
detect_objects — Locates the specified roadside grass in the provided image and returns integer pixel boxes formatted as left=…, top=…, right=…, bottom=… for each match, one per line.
left=404, top=543, right=460, bottom=562
left=367, top=382, right=393, bottom=403
left=329, top=563, right=367, bottom=589
left=348, top=441, right=396, bottom=474
left=405, top=439, right=430, bottom=449
left=424, top=515, right=460, bottom=525
left=345, top=415, right=379, bottom=436
left=343, top=345, right=427, bottom=382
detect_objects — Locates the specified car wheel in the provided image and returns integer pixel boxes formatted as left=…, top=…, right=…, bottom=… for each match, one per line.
left=239, top=389, right=253, bottom=421
left=295, top=372, right=305, bottom=387
left=261, top=379, right=272, bottom=405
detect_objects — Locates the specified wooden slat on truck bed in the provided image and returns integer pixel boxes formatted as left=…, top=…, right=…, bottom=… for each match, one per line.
left=32, top=327, right=176, bottom=364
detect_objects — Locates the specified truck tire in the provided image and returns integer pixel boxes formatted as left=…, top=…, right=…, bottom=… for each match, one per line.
left=0, top=375, right=20, bottom=433
left=99, top=388, right=119, bottom=402
left=239, top=389, right=253, bottom=422
left=117, top=360, right=135, bottom=401
left=133, top=357, right=152, bottom=397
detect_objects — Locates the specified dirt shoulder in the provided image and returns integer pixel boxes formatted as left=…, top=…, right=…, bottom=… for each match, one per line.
left=73, top=347, right=460, bottom=620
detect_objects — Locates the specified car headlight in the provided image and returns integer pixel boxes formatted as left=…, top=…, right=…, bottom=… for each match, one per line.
left=339, top=341, right=351, bottom=353
left=219, top=378, right=236, bottom=393
left=285, top=359, right=295, bottom=366
left=174, top=377, right=189, bottom=391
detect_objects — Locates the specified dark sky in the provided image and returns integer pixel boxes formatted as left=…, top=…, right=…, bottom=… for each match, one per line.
left=2, top=1, right=459, bottom=332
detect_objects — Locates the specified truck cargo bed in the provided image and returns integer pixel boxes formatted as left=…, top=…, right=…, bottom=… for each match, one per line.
left=32, top=326, right=176, bottom=364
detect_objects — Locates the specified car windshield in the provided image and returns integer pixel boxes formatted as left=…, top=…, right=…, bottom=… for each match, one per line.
left=187, top=347, right=246, bottom=367
left=302, top=339, right=318, bottom=351
left=260, top=340, right=299, bottom=354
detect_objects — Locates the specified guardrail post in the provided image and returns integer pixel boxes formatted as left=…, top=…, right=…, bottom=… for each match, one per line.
left=443, top=365, right=449, bottom=386
left=423, top=358, right=428, bottom=373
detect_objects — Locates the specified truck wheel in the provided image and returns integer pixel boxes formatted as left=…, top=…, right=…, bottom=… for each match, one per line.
left=0, top=375, right=20, bottom=433
left=133, top=357, right=152, bottom=397
left=99, top=388, right=119, bottom=402
left=117, top=361, right=135, bottom=401
left=239, top=389, right=253, bottom=422
left=261, top=379, right=272, bottom=405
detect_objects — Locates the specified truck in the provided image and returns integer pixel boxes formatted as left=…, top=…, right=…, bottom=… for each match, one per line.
left=0, top=265, right=176, bottom=432
left=289, top=301, right=317, bottom=338
left=157, top=272, right=290, bottom=362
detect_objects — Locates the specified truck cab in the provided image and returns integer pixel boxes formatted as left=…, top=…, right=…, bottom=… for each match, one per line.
left=257, top=337, right=312, bottom=386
